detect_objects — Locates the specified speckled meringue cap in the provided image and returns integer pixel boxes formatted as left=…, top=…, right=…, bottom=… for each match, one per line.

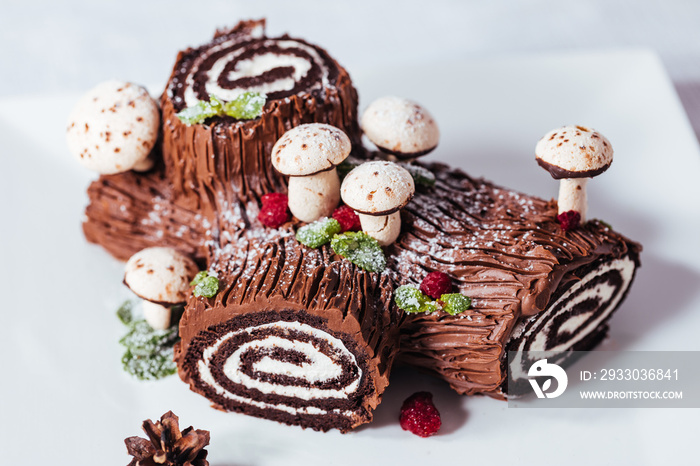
left=124, top=247, right=199, bottom=304
left=535, top=125, right=613, bottom=179
left=341, top=161, right=415, bottom=215
left=271, top=123, right=352, bottom=176
left=66, top=80, right=159, bottom=175
left=360, top=96, right=439, bottom=158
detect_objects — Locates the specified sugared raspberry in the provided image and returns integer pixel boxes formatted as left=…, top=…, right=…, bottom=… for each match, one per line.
left=258, top=203, right=290, bottom=228
left=420, top=271, right=452, bottom=299
left=332, top=205, right=361, bottom=232
left=557, top=210, right=581, bottom=231
left=399, top=391, right=441, bottom=437
left=261, top=192, right=288, bottom=208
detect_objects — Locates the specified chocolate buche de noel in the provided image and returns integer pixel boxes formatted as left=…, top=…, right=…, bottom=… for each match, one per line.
left=69, top=19, right=640, bottom=431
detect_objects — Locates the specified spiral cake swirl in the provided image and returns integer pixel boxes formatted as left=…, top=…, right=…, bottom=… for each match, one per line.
left=161, top=19, right=361, bottom=213
left=174, top=230, right=397, bottom=432
left=167, top=22, right=335, bottom=109
left=504, top=254, right=638, bottom=395
left=79, top=21, right=642, bottom=431
left=392, top=164, right=640, bottom=397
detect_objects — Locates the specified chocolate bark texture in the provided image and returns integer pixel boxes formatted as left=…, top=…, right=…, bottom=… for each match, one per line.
left=80, top=20, right=642, bottom=431
left=391, top=163, right=640, bottom=397
left=174, top=229, right=398, bottom=432
left=160, top=19, right=362, bottom=217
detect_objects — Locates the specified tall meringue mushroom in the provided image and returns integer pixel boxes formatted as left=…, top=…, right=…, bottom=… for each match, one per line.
left=66, top=80, right=160, bottom=174
left=341, top=161, right=415, bottom=246
left=271, top=123, right=352, bottom=222
left=124, top=247, right=199, bottom=330
left=535, top=125, right=613, bottom=223
left=361, top=96, right=440, bottom=160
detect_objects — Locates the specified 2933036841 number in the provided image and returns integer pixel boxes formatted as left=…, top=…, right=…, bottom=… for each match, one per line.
left=599, top=368, right=678, bottom=381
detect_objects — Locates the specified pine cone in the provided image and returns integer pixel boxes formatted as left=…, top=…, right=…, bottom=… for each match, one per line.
left=125, top=411, right=210, bottom=466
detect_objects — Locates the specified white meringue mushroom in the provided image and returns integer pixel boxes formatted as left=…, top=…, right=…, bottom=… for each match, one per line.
left=340, top=161, right=415, bottom=246
left=66, top=80, right=160, bottom=175
left=535, top=125, right=613, bottom=222
left=361, top=96, right=439, bottom=159
left=124, top=247, right=198, bottom=330
left=271, top=123, right=352, bottom=222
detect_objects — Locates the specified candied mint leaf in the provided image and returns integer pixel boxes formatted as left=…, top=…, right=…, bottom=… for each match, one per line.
left=122, top=346, right=177, bottom=381
left=190, top=270, right=209, bottom=287
left=176, top=96, right=222, bottom=125
left=194, top=276, right=219, bottom=298
left=440, top=293, right=472, bottom=315
left=119, top=320, right=179, bottom=356
left=394, top=285, right=438, bottom=314
left=296, top=218, right=342, bottom=248
left=331, top=231, right=386, bottom=273
left=116, top=300, right=134, bottom=325
left=399, top=163, right=436, bottom=187
left=223, top=92, right=266, bottom=120
left=337, top=158, right=361, bottom=180
left=118, top=316, right=180, bottom=381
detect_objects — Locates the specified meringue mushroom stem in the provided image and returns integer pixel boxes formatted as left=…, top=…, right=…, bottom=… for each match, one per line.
left=359, top=212, right=401, bottom=247
left=143, top=300, right=172, bottom=330
left=287, top=169, right=340, bottom=223
left=558, top=178, right=589, bottom=222
left=132, top=155, right=155, bottom=172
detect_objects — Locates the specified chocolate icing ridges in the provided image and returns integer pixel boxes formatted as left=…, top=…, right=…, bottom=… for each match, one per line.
left=160, top=19, right=361, bottom=215
left=174, top=229, right=398, bottom=432
left=390, top=163, right=640, bottom=396
left=79, top=20, right=641, bottom=430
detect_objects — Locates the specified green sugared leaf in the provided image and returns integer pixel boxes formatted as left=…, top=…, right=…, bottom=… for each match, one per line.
left=223, top=92, right=266, bottom=120
left=296, top=218, right=342, bottom=248
left=116, top=300, right=134, bottom=325
left=191, top=270, right=220, bottom=298
left=176, top=95, right=224, bottom=125
left=121, top=346, right=177, bottom=381
left=193, top=275, right=219, bottom=298
left=331, top=231, right=386, bottom=273
left=440, top=293, right=472, bottom=315
left=399, top=162, right=436, bottom=187
left=394, top=285, right=438, bottom=314
left=119, top=320, right=179, bottom=356
left=190, top=270, right=209, bottom=287
left=337, top=158, right=361, bottom=180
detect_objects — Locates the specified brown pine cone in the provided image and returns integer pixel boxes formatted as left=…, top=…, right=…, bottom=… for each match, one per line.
left=125, top=411, right=210, bottom=466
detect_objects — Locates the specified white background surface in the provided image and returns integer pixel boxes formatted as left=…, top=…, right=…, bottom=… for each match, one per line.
left=2, top=2, right=700, bottom=465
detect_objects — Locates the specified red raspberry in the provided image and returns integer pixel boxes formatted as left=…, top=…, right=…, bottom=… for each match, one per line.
left=399, top=391, right=441, bottom=437
left=557, top=210, right=581, bottom=231
left=261, top=192, right=288, bottom=208
left=258, top=202, right=290, bottom=228
left=420, top=271, right=452, bottom=299
left=332, top=205, right=361, bottom=232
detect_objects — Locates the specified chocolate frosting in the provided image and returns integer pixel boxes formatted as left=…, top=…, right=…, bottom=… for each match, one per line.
left=80, top=20, right=641, bottom=414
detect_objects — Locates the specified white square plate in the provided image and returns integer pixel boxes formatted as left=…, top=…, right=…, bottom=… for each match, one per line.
left=1, top=48, right=699, bottom=465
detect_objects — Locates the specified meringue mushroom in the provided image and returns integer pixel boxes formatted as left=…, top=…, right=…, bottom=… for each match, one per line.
left=271, top=123, right=352, bottom=222
left=361, top=96, right=439, bottom=159
left=341, top=161, right=415, bottom=246
left=124, top=247, right=199, bottom=330
left=66, top=80, right=160, bottom=174
left=535, top=125, right=613, bottom=222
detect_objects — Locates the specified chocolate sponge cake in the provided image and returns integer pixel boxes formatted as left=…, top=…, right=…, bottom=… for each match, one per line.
left=73, top=20, right=641, bottom=432
left=390, top=164, right=640, bottom=397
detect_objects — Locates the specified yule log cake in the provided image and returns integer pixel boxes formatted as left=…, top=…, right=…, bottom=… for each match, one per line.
left=67, top=19, right=640, bottom=432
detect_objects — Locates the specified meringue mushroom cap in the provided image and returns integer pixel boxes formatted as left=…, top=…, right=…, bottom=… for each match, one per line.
left=361, top=96, right=439, bottom=157
left=341, top=161, right=415, bottom=215
left=124, top=247, right=199, bottom=304
left=271, top=123, right=352, bottom=176
left=66, top=80, right=160, bottom=175
left=535, top=125, right=613, bottom=179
